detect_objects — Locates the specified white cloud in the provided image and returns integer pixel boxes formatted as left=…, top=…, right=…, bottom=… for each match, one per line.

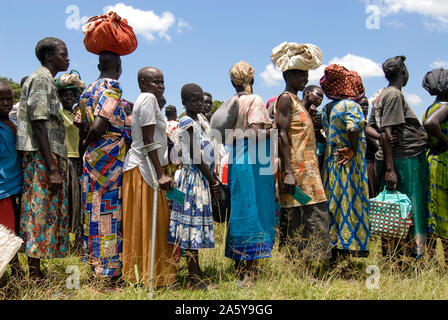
left=177, top=18, right=192, bottom=33
left=328, top=54, right=383, bottom=78
left=260, top=64, right=283, bottom=87
left=103, top=3, right=189, bottom=42
left=260, top=54, right=382, bottom=87
left=366, top=0, right=448, bottom=31
left=404, top=92, right=423, bottom=106
left=430, top=60, right=448, bottom=69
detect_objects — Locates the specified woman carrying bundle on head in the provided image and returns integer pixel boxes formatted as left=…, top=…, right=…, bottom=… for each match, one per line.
left=224, top=61, right=277, bottom=287
left=421, top=68, right=448, bottom=262
left=74, top=51, right=131, bottom=283
left=320, top=64, right=370, bottom=270
left=270, top=42, right=331, bottom=268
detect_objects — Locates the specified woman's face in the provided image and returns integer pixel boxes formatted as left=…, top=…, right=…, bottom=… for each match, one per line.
left=306, top=88, right=324, bottom=107
left=184, top=91, right=204, bottom=115
left=146, top=70, right=165, bottom=99
left=290, top=70, right=309, bottom=91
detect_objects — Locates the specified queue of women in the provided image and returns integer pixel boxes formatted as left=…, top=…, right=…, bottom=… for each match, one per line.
left=1, top=35, right=448, bottom=291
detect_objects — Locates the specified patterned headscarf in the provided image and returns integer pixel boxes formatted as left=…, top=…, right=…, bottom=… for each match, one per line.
left=320, top=64, right=365, bottom=101
left=422, top=68, right=448, bottom=97
left=270, top=42, right=323, bottom=72
left=229, top=61, right=255, bottom=93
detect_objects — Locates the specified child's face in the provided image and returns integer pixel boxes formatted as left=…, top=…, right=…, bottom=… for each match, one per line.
left=184, top=91, right=204, bottom=115
left=306, top=88, right=324, bottom=107
left=0, top=84, right=14, bottom=117
left=59, top=89, right=77, bottom=110
left=203, top=95, right=213, bottom=114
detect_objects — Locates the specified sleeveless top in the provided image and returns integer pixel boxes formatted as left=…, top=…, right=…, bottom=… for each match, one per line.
left=275, top=91, right=327, bottom=208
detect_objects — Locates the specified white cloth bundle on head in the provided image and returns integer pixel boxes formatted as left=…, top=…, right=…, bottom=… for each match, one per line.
left=0, top=225, right=23, bottom=278
left=59, top=73, right=86, bottom=91
left=270, top=42, right=323, bottom=72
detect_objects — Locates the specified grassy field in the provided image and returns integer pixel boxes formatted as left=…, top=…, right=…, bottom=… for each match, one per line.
left=1, top=223, right=448, bottom=300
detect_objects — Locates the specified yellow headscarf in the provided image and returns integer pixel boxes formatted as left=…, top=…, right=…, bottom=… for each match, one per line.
left=229, top=61, right=255, bottom=94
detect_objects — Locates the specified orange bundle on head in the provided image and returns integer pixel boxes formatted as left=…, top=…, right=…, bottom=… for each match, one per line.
left=82, top=11, right=138, bottom=56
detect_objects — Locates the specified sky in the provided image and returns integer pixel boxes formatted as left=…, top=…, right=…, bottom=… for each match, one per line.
left=2, top=0, right=448, bottom=120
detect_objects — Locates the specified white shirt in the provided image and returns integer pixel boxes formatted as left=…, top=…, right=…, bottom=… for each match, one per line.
left=123, top=93, right=168, bottom=188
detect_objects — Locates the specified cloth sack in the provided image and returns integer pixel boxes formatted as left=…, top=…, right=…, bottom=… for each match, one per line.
left=270, top=42, right=323, bottom=72
left=210, top=95, right=239, bottom=144
left=0, top=225, right=23, bottom=278
left=82, top=11, right=138, bottom=56
left=369, top=188, right=413, bottom=239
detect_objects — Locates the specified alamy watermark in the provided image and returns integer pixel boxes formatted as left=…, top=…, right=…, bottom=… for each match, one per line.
left=365, top=5, right=381, bottom=30
left=65, top=265, right=80, bottom=290
left=365, top=265, right=380, bottom=289
left=65, top=5, right=89, bottom=30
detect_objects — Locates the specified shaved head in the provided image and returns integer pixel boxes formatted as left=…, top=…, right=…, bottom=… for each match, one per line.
left=137, top=67, right=162, bottom=89
left=137, top=66, right=165, bottom=98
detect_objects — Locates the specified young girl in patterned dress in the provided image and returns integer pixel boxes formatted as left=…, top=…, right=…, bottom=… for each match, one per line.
left=168, top=83, right=220, bottom=290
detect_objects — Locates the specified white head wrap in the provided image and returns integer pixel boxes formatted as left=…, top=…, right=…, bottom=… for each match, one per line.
left=270, top=42, right=323, bottom=72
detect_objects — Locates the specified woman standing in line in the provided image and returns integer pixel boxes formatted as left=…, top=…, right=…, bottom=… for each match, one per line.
left=320, top=64, right=370, bottom=266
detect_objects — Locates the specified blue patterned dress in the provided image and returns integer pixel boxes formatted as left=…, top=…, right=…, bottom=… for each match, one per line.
left=168, top=116, right=215, bottom=250
left=322, top=100, right=370, bottom=256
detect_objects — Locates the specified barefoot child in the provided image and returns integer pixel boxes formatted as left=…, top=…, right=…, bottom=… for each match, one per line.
left=168, top=83, right=219, bottom=290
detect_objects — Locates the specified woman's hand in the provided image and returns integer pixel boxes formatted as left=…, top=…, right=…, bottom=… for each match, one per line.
left=158, top=174, right=174, bottom=191
left=334, top=147, right=355, bottom=166
left=385, top=168, right=398, bottom=190
left=282, top=172, right=297, bottom=195
left=48, top=168, right=63, bottom=193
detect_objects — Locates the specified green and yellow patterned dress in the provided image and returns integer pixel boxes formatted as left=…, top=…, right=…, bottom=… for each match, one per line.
left=423, top=102, right=448, bottom=239
left=322, top=99, right=370, bottom=256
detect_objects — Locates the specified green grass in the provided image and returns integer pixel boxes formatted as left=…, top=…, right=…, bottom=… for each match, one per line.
left=2, top=223, right=448, bottom=300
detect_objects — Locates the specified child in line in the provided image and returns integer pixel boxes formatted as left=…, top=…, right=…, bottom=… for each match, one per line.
left=0, top=79, right=23, bottom=277
left=57, top=71, right=85, bottom=250
left=168, top=83, right=220, bottom=290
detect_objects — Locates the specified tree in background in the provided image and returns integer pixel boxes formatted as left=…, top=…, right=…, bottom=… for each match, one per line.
left=211, top=100, right=223, bottom=114
left=0, top=77, right=21, bottom=103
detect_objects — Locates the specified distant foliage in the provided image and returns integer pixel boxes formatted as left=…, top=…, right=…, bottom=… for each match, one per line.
left=0, top=76, right=21, bottom=103
left=211, top=100, right=223, bottom=114
left=177, top=100, right=223, bottom=120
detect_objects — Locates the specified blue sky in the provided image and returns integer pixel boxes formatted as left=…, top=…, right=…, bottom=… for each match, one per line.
left=2, top=0, right=448, bottom=119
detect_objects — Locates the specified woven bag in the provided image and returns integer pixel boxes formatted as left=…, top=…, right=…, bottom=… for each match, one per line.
left=0, top=225, right=23, bottom=278
left=369, top=188, right=413, bottom=239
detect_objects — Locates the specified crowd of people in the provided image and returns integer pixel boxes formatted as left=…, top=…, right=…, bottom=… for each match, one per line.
left=2, top=36, right=448, bottom=292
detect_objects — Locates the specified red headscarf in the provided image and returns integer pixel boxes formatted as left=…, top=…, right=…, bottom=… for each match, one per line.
left=320, top=64, right=365, bottom=101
